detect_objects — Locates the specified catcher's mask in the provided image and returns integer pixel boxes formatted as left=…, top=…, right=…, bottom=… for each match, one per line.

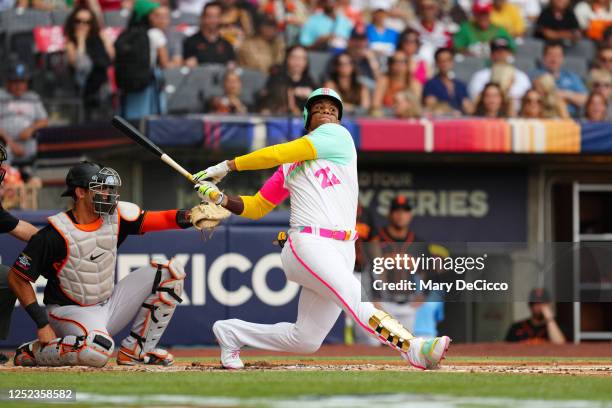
left=0, top=144, right=6, bottom=184
left=89, top=167, right=122, bottom=216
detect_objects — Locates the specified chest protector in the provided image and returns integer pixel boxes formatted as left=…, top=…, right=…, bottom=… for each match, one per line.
left=48, top=212, right=119, bottom=306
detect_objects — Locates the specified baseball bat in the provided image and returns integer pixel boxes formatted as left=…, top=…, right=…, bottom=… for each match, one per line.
left=111, top=116, right=195, bottom=183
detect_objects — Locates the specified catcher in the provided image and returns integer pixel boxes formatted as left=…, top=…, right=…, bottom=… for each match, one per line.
left=9, top=161, right=228, bottom=367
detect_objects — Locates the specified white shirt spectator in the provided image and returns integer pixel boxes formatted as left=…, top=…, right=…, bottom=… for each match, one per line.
left=148, top=28, right=167, bottom=67
left=574, top=1, right=612, bottom=30
left=469, top=66, right=531, bottom=109
left=410, top=19, right=452, bottom=66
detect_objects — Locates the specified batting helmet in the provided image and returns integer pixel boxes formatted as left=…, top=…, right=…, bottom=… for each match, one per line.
left=302, top=87, right=343, bottom=130
left=0, top=144, right=6, bottom=185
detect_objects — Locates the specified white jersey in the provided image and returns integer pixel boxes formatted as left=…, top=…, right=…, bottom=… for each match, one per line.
left=260, top=123, right=359, bottom=231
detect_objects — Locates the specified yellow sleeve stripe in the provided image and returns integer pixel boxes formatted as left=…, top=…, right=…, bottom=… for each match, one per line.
left=234, top=137, right=317, bottom=171
left=239, top=192, right=276, bottom=220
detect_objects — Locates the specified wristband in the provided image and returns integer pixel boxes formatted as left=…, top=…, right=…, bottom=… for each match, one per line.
left=215, top=192, right=225, bottom=206
left=25, top=302, right=49, bottom=329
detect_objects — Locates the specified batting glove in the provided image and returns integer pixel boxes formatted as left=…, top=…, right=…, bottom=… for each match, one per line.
left=194, top=181, right=224, bottom=205
left=192, top=161, right=231, bottom=183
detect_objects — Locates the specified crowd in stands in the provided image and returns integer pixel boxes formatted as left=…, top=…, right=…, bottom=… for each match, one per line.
left=1, top=0, right=612, bottom=180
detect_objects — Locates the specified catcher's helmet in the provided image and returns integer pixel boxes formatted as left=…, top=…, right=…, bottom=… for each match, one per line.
left=0, top=144, right=6, bottom=184
left=302, top=87, right=343, bottom=130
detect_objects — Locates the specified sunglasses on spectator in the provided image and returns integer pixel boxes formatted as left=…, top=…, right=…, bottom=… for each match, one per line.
left=600, top=57, right=612, bottom=63
left=75, top=18, right=92, bottom=25
left=391, top=58, right=408, bottom=64
left=594, top=82, right=611, bottom=88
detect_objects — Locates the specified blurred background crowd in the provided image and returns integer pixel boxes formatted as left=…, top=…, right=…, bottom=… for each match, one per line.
left=1, top=0, right=612, bottom=204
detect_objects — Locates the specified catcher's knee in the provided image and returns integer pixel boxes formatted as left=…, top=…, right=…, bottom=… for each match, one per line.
left=150, top=257, right=186, bottom=306
left=78, top=331, right=114, bottom=367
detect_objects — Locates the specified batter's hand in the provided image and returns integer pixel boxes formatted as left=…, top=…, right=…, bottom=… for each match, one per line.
left=194, top=181, right=224, bottom=205
left=192, top=161, right=231, bottom=183
left=37, top=324, right=57, bottom=345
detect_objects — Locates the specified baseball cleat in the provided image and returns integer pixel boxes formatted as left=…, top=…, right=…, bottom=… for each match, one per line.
left=403, top=336, right=451, bottom=370
left=213, top=321, right=244, bottom=369
left=14, top=342, right=37, bottom=367
left=117, top=347, right=174, bottom=366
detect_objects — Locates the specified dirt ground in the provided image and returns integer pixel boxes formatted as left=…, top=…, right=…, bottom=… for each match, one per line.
left=2, top=343, right=612, bottom=376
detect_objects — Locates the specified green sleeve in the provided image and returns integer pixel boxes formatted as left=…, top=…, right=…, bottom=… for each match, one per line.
left=306, top=123, right=355, bottom=165
left=453, top=23, right=471, bottom=51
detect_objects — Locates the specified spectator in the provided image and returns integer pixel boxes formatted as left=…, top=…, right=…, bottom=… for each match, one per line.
left=237, top=17, right=285, bottom=74
left=183, top=1, right=236, bottom=67
left=30, top=0, right=68, bottom=11
left=519, top=89, right=546, bottom=118
left=505, top=288, right=566, bottom=344
left=592, top=45, right=612, bottom=74
left=259, top=45, right=317, bottom=115
left=255, top=76, right=288, bottom=114
left=473, top=82, right=512, bottom=117
left=206, top=70, right=249, bottom=113
left=346, top=27, right=381, bottom=82
left=323, top=52, right=371, bottom=114
left=410, top=0, right=453, bottom=66
left=468, top=37, right=531, bottom=110
left=299, top=0, right=353, bottom=52
left=219, top=0, right=254, bottom=49
left=531, top=41, right=588, bottom=117
left=118, top=0, right=172, bottom=119
left=453, top=0, right=515, bottom=58
left=338, top=0, right=363, bottom=27
left=393, top=89, right=422, bottom=118
left=366, top=2, right=399, bottom=58
left=584, top=91, right=609, bottom=120
left=508, top=0, right=541, bottom=23
left=423, top=47, right=472, bottom=115
left=574, top=0, right=612, bottom=41
left=0, top=62, right=48, bottom=169
left=588, top=68, right=612, bottom=118
left=259, top=0, right=309, bottom=46
left=532, top=73, right=571, bottom=118
left=535, top=0, right=581, bottom=44
left=64, top=6, right=114, bottom=118
left=151, top=4, right=183, bottom=67
left=490, top=0, right=526, bottom=37
left=396, top=28, right=431, bottom=85
left=372, top=50, right=422, bottom=116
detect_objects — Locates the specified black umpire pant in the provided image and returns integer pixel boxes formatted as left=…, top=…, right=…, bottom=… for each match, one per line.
left=0, top=265, right=16, bottom=340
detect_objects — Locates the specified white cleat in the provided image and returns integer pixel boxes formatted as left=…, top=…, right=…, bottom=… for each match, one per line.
left=212, top=321, right=244, bottom=369
left=403, top=336, right=451, bottom=370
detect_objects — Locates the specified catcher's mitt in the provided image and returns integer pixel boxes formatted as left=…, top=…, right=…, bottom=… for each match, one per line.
left=190, top=203, right=231, bottom=230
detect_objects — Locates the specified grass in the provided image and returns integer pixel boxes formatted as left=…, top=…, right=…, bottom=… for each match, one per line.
left=1, top=356, right=611, bottom=407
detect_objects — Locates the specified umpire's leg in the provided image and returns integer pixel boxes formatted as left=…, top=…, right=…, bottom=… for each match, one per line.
left=0, top=265, right=16, bottom=364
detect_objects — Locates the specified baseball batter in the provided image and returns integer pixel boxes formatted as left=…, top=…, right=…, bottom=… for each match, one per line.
left=9, top=162, right=196, bottom=367
left=193, top=88, right=451, bottom=370
left=0, top=144, right=38, bottom=363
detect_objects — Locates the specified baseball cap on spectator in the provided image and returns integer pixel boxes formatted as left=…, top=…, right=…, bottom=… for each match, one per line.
left=528, top=288, right=551, bottom=304
left=472, top=0, right=492, bottom=14
left=6, top=62, right=30, bottom=81
left=390, top=195, right=413, bottom=212
left=490, top=37, right=512, bottom=53
left=132, top=0, right=159, bottom=22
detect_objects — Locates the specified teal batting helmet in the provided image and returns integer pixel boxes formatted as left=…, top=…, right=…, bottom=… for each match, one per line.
left=303, top=87, right=343, bottom=130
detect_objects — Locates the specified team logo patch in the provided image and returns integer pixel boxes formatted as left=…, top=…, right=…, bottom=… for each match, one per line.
left=17, top=253, right=31, bottom=270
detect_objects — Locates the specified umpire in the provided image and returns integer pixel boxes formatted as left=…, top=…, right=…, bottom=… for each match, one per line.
left=0, top=144, right=38, bottom=363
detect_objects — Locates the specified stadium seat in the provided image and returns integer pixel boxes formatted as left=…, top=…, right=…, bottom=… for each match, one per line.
left=170, top=10, right=199, bottom=27
left=103, top=10, right=129, bottom=28
left=515, top=37, right=544, bottom=58
left=563, top=56, right=589, bottom=80
left=453, top=55, right=486, bottom=83
left=166, top=65, right=224, bottom=113
left=164, top=66, right=191, bottom=113
left=2, top=9, right=52, bottom=67
left=238, top=68, right=267, bottom=106
left=515, top=55, right=536, bottom=73
left=308, top=51, right=333, bottom=83
left=566, top=39, right=596, bottom=61
left=51, top=9, right=70, bottom=25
